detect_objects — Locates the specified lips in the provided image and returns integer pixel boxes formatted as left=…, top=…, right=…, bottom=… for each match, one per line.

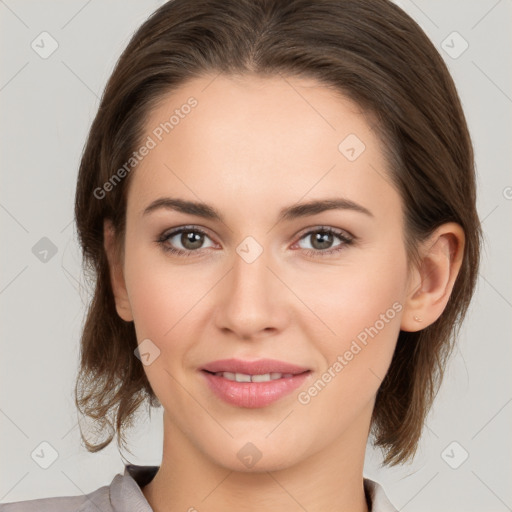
left=200, top=358, right=311, bottom=408
left=201, top=358, right=309, bottom=375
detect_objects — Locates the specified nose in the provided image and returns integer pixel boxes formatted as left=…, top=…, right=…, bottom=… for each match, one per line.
left=214, top=243, right=289, bottom=340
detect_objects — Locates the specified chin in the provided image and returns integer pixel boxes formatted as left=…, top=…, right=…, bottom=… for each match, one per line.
left=202, top=435, right=307, bottom=473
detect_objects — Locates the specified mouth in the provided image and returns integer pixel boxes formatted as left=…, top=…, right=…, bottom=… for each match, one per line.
left=204, top=370, right=298, bottom=382
left=200, top=358, right=311, bottom=408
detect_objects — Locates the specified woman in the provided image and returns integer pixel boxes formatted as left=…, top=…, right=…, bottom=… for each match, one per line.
left=1, top=0, right=481, bottom=510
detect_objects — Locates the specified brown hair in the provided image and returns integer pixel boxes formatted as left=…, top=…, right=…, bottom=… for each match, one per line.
left=74, top=0, right=481, bottom=466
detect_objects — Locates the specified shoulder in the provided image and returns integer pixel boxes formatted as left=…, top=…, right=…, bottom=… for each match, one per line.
left=0, top=482, right=111, bottom=512
left=0, top=465, right=158, bottom=512
left=364, top=477, right=398, bottom=512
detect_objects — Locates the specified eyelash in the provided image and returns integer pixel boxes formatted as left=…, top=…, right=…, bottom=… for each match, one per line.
left=156, top=225, right=355, bottom=258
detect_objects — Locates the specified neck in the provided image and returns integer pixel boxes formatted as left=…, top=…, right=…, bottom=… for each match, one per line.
left=142, top=409, right=371, bottom=512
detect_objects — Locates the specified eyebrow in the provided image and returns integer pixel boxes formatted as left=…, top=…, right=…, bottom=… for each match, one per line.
left=142, top=196, right=373, bottom=222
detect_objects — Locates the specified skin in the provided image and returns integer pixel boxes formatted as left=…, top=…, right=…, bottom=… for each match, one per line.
left=104, top=74, right=465, bottom=512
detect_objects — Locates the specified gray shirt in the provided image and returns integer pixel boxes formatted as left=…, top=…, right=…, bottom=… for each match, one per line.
left=0, top=465, right=398, bottom=511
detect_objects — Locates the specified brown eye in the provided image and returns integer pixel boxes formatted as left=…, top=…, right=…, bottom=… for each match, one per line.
left=296, top=227, right=354, bottom=256
left=309, top=231, right=335, bottom=250
left=179, top=231, right=205, bottom=250
left=158, top=226, right=215, bottom=255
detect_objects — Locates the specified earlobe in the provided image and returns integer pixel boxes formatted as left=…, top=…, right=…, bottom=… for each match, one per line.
left=103, top=219, right=134, bottom=322
left=401, top=223, right=465, bottom=332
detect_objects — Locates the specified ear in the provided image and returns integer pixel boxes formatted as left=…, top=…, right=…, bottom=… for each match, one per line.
left=103, top=219, right=134, bottom=322
left=401, top=222, right=465, bottom=332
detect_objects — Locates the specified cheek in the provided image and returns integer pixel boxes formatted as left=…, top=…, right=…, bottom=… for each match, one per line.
left=295, top=243, right=408, bottom=373
left=122, top=242, right=197, bottom=342
left=126, top=273, right=173, bottom=340
left=292, top=261, right=406, bottom=436
left=122, top=248, right=209, bottom=398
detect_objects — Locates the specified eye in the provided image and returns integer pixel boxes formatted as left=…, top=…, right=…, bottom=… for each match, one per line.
left=157, top=226, right=216, bottom=256
left=294, top=226, right=354, bottom=256
left=157, top=225, right=355, bottom=258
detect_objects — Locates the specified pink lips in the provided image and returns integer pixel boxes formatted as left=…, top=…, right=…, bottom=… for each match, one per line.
left=201, top=358, right=311, bottom=408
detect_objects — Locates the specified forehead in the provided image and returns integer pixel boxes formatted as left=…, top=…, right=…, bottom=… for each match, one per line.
left=127, top=73, right=397, bottom=218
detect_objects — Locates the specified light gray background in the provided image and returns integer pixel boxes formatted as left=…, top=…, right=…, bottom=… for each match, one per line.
left=1, top=1, right=511, bottom=510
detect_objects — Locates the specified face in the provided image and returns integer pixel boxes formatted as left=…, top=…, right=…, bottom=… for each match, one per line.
left=111, top=74, right=413, bottom=472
